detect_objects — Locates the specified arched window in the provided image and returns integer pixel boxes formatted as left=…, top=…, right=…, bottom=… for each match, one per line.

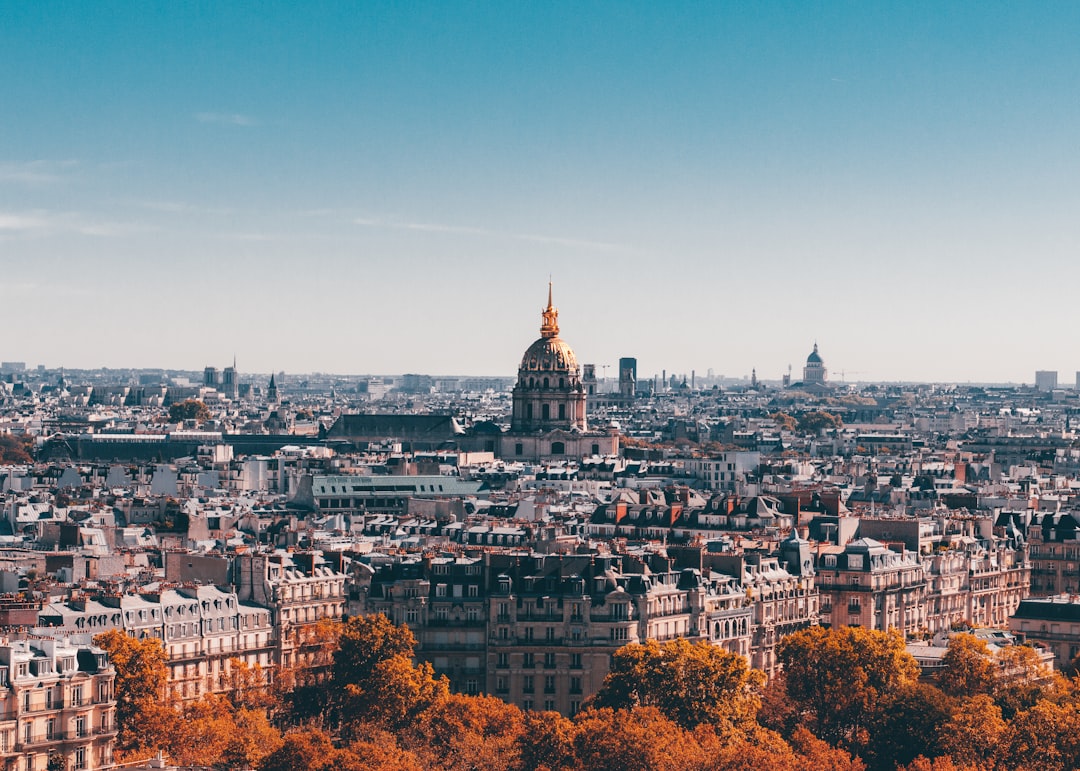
left=559, top=378, right=565, bottom=388
left=542, top=404, right=550, bottom=420
left=559, top=404, right=566, bottom=420
left=544, top=377, right=549, bottom=389
left=526, top=404, right=533, bottom=420
left=551, top=441, right=565, bottom=455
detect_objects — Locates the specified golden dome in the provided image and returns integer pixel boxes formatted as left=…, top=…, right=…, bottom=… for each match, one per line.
left=519, top=283, right=579, bottom=374
left=520, top=335, right=579, bottom=374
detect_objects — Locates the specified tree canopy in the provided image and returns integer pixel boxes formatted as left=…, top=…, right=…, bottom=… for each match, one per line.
left=588, top=637, right=764, bottom=731
left=168, top=399, right=210, bottom=423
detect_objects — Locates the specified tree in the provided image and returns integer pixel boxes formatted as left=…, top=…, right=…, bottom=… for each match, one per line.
left=993, top=644, right=1062, bottom=718
left=863, top=683, right=953, bottom=771
left=588, top=638, right=765, bottom=731
left=997, top=699, right=1080, bottom=771
left=0, top=434, right=33, bottom=463
left=221, top=706, right=285, bottom=769
left=516, top=710, right=579, bottom=771
left=331, top=614, right=447, bottom=731
left=796, top=411, right=842, bottom=434
left=936, top=694, right=1005, bottom=769
left=93, top=629, right=173, bottom=756
left=572, top=707, right=707, bottom=771
left=46, top=751, right=67, bottom=771
left=345, top=655, right=448, bottom=731
left=333, top=613, right=414, bottom=687
left=770, top=412, right=797, bottom=432
left=260, top=728, right=362, bottom=771
left=408, top=693, right=524, bottom=770
left=168, top=399, right=210, bottom=423
left=777, top=626, right=920, bottom=750
left=938, top=634, right=996, bottom=698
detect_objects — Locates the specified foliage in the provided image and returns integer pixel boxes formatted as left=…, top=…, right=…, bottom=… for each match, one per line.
left=572, top=707, right=707, bottom=771
left=332, top=614, right=447, bottom=731
left=796, top=410, right=842, bottom=433
left=260, top=728, right=367, bottom=771
left=938, top=634, right=996, bottom=698
left=408, top=693, right=525, bottom=770
left=936, top=694, right=1005, bottom=769
left=168, top=398, right=210, bottom=423
left=516, top=710, right=579, bottom=771
left=992, top=643, right=1062, bottom=718
left=588, top=637, right=764, bottom=731
left=777, top=626, right=920, bottom=750
left=93, top=629, right=172, bottom=756
left=863, top=683, right=953, bottom=771
left=0, top=434, right=33, bottom=463
left=769, top=412, right=797, bottom=432
left=997, top=699, right=1080, bottom=771
left=333, top=613, right=415, bottom=687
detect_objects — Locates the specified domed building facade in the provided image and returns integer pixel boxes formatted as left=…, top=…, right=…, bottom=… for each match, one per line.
left=501, top=285, right=618, bottom=461
left=803, top=343, right=827, bottom=384
left=510, top=285, right=588, bottom=433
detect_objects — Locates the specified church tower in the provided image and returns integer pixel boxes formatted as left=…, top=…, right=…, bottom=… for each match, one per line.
left=510, top=284, right=587, bottom=433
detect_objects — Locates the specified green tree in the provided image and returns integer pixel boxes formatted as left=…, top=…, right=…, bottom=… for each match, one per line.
left=777, top=626, right=920, bottom=751
left=588, top=638, right=765, bottom=731
left=168, top=399, right=210, bottom=423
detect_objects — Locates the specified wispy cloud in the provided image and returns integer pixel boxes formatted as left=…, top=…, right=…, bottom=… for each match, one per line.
left=0, top=209, right=150, bottom=238
left=196, top=112, right=256, bottom=126
left=134, top=200, right=234, bottom=216
left=353, top=217, right=624, bottom=252
left=0, top=160, right=79, bottom=186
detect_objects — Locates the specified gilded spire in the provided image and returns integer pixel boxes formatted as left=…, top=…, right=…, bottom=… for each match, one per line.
left=540, top=281, right=559, bottom=338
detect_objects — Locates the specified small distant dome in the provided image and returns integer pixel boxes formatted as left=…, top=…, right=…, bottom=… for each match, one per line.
left=806, top=343, right=823, bottom=364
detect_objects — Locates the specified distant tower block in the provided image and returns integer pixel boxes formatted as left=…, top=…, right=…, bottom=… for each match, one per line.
left=582, top=364, right=597, bottom=396
left=203, top=366, right=219, bottom=387
left=1036, top=370, right=1058, bottom=392
left=618, top=357, right=637, bottom=400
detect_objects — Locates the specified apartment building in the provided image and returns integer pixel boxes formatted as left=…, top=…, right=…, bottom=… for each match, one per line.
left=0, top=635, right=116, bottom=771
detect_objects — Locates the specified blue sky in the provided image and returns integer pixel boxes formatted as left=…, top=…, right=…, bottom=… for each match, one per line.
left=3, top=2, right=1080, bottom=382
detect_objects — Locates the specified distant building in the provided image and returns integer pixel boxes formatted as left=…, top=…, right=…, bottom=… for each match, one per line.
left=618, top=357, right=637, bottom=400
left=803, top=343, right=827, bottom=384
left=502, top=285, right=618, bottom=460
left=1036, top=370, right=1058, bottom=392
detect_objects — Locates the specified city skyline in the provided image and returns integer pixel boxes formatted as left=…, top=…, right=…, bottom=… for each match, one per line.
left=4, top=3, right=1080, bottom=381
